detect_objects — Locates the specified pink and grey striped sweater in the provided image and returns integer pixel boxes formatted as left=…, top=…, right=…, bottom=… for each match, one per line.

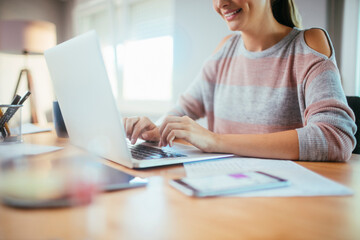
left=169, top=28, right=357, bottom=161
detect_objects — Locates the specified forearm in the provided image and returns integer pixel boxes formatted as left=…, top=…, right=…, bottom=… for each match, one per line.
left=214, top=130, right=299, bottom=160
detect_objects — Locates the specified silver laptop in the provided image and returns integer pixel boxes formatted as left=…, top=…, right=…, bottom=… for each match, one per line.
left=44, top=30, right=233, bottom=168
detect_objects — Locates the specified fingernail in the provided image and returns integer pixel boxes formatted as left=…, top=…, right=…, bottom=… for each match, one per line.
left=131, top=138, right=136, bottom=144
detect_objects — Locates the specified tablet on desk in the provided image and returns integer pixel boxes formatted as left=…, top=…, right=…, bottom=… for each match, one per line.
left=100, top=164, right=148, bottom=191
left=170, top=171, right=290, bottom=197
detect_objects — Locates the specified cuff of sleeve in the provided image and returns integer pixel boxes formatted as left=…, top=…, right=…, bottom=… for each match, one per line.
left=296, top=126, right=328, bottom=161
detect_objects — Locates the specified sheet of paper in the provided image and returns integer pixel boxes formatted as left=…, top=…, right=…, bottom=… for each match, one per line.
left=22, top=123, right=52, bottom=135
left=184, top=158, right=353, bottom=197
left=0, top=143, right=62, bottom=159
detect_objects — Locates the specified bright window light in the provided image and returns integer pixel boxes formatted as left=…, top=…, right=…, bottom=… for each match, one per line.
left=121, top=36, right=173, bottom=101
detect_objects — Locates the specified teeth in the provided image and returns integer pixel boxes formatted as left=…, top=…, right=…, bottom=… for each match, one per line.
left=224, top=9, right=241, bottom=17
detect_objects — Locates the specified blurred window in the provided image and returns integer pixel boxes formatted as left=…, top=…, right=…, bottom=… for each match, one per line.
left=74, top=0, right=174, bottom=114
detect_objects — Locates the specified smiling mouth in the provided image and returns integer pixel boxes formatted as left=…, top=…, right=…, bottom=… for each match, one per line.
left=224, top=8, right=242, bottom=18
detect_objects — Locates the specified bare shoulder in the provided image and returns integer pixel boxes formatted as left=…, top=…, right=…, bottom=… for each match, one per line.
left=304, top=28, right=332, bottom=58
left=213, top=34, right=234, bottom=54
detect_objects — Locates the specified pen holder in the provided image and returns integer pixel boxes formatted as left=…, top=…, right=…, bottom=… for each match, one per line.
left=0, top=104, right=23, bottom=144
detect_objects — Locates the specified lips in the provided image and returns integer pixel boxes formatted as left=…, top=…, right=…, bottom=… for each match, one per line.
left=223, top=8, right=242, bottom=20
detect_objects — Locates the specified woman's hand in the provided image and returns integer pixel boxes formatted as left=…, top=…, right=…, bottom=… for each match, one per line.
left=158, top=116, right=218, bottom=152
left=123, top=116, right=160, bottom=144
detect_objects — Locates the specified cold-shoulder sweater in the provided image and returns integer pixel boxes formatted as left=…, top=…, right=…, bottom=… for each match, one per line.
left=169, top=28, right=357, bottom=161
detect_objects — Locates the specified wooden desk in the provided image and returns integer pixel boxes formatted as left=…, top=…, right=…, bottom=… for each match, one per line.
left=1, top=129, right=359, bottom=240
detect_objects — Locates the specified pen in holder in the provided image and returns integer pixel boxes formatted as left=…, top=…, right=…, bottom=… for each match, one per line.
left=0, top=104, right=23, bottom=143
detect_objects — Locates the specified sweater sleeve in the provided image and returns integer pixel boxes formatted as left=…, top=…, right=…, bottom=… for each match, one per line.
left=168, top=57, right=217, bottom=121
left=296, top=60, right=357, bottom=162
left=168, top=71, right=206, bottom=119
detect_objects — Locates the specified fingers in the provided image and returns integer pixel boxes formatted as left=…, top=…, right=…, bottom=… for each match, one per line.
left=158, top=116, right=183, bottom=135
left=130, top=120, right=152, bottom=144
left=166, top=129, right=188, bottom=147
left=159, top=116, right=191, bottom=147
left=158, top=115, right=215, bottom=152
left=128, top=117, right=160, bottom=144
left=141, top=128, right=160, bottom=142
left=159, top=122, right=188, bottom=147
left=123, top=117, right=140, bottom=140
left=124, top=115, right=193, bottom=146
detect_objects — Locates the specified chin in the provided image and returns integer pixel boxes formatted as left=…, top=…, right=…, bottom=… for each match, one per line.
left=227, top=24, right=241, bottom=31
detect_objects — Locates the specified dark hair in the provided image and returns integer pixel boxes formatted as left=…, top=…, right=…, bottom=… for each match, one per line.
left=271, top=0, right=302, bottom=28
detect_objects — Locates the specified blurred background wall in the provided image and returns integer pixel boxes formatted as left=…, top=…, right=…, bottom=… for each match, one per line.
left=0, top=0, right=359, bottom=123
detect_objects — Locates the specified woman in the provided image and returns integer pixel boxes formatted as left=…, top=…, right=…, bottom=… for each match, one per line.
left=123, top=0, right=357, bottom=161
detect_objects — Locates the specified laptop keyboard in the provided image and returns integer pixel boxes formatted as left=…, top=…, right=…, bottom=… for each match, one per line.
left=129, top=143, right=187, bottom=160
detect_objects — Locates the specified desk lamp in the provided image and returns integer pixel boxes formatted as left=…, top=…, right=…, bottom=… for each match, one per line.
left=0, top=20, right=56, bottom=123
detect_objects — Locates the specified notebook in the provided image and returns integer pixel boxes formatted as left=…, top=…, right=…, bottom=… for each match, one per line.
left=44, top=30, right=233, bottom=168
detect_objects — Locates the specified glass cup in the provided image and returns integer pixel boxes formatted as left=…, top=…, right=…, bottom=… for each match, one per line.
left=0, top=104, right=23, bottom=144
left=0, top=155, right=103, bottom=208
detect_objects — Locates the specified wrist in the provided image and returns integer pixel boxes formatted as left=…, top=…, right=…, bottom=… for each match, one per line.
left=210, top=132, right=223, bottom=152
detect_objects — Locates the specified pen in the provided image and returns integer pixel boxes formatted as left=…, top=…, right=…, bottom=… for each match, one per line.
left=0, top=95, right=21, bottom=137
left=0, top=108, right=10, bottom=137
left=11, top=94, right=22, bottom=105
left=18, top=91, right=31, bottom=105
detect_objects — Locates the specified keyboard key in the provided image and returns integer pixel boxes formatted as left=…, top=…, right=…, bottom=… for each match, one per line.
left=129, top=144, right=186, bottom=160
